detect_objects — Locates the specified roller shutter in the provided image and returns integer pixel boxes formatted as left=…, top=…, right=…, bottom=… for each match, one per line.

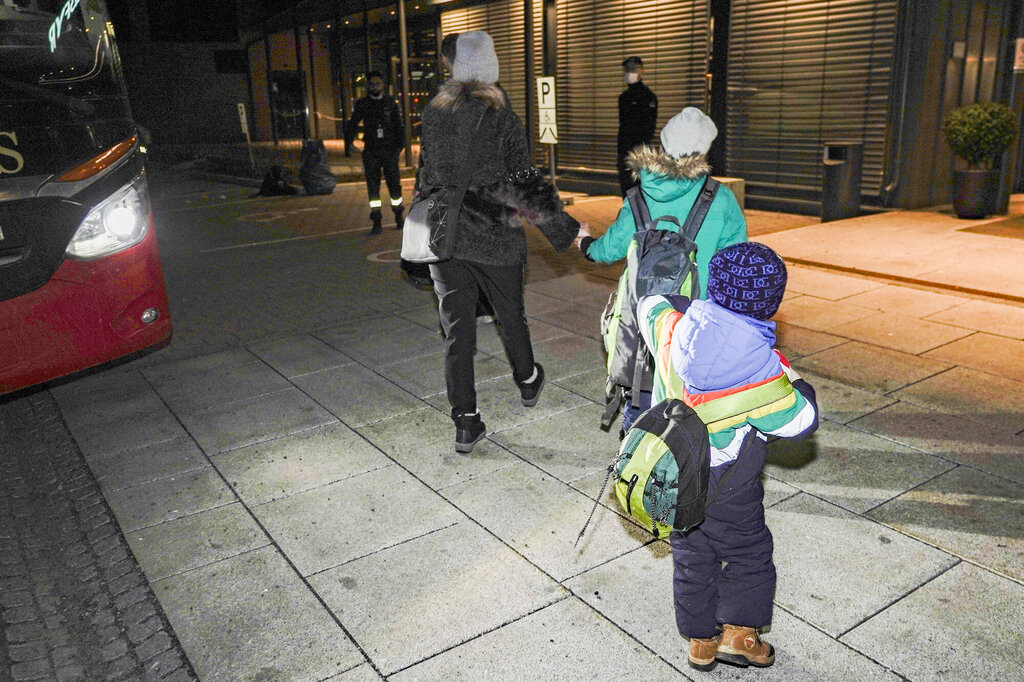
left=555, top=0, right=710, bottom=171
left=725, top=0, right=898, bottom=202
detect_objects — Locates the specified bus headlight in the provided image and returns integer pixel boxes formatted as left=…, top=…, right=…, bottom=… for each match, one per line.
left=66, top=172, right=150, bottom=259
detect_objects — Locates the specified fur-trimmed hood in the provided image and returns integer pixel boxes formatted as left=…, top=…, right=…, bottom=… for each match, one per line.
left=429, top=79, right=507, bottom=112
left=626, top=143, right=711, bottom=181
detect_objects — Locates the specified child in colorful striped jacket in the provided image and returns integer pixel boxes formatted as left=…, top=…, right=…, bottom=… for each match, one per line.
left=635, top=241, right=818, bottom=672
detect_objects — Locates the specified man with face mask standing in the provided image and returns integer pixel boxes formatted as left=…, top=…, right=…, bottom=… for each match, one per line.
left=346, top=71, right=406, bottom=234
left=617, top=56, right=658, bottom=196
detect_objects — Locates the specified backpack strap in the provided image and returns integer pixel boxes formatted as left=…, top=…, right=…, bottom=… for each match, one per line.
left=702, top=429, right=756, bottom=511
left=626, top=185, right=653, bottom=232
left=689, top=373, right=794, bottom=431
left=680, top=177, right=720, bottom=242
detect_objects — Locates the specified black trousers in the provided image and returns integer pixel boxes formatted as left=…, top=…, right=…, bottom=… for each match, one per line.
left=617, top=143, right=640, bottom=197
left=429, top=258, right=535, bottom=416
left=362, top=147, right=402, bottom=212
left=670, top=439, right=775, bottom=639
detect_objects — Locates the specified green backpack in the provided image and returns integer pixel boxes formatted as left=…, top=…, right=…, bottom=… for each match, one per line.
left=599, top=177, right=720, bottom=429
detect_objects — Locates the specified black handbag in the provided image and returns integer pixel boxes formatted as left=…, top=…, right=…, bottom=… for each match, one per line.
left=402, top=107, right=495, bottom=263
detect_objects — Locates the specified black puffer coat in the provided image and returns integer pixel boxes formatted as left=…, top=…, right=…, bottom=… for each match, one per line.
left=418, top=80, right=579, bottom=266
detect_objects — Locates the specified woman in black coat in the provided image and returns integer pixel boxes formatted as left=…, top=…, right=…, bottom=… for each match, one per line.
left=418, top=31, right=587, bottom=453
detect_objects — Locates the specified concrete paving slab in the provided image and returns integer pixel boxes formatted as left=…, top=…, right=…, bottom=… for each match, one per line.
left=489, top=403, right=622, bottom=484
left=765, top=420, right=956, bottom=514
left=785, top=265, right=885, bottom=300
left=374, top=349, right=510, bottom=399
left=317, top=315, right=442, bottom=368
left=892, top=366, right=1024, bottom=434
left=355, top=407, right=517, bottom=490
left=151, top=546, right=362, bottom=682
left=763, top=475, right=802, bottom=508
left=251, top=466, right=462, bottom=576
left=391, top=597, right=683, bottom=681
left=759, top=212, right=961, bottom=281
left=866, top=466, right=1024, bottom=581
left=524, top=289, right=575, bottom=315
left=528, top=333, right=605, bottom=382
left=397, top=304, right=442, bottom=331
left=768, top=494, right=958, bottom=637
left=316, top=313, right=413, bottom=345
left=178, top=387, right=338, bottom=454
left=86, top=436, right=209, bottom=493
left=142, top=348, right=293, bottom=413
left=246, top=333, right=356, bottom=378
left=126, top=503, right=268, bottom=581
left=794, top=342, right=950, bottom=395
left=104, top=466, right=236, bottom=532
left=923, top=332, right=1024, bottom=383
left=427, top=375, right=589, bottom=435
left=324, top=663, right=383, bottom=681
left=773, top=296, right=877, bottom=332
left=808, top=378, right=900, bottom=430
left=773, top=322, right=847, bottom=361
left=310, top=522, right=564, bottom=675
left=551, top=367, right=610, bottom=405
left=840, top=284, right=967, bottom=318
left=49, top=368, right=155, bottom=426
left=210, top=423, right=392, bottom=506
left=567, top=546, right=902, bottom=681
left=841, top=562, right=1024, bottom=682
left=529, top=303, right=605, bottom=340
left=916, top=247, right=1024, bottom=299
left=443, top=463, right=649, bottom=581
left=292, top=363, right=423, bottom=428
left=924, top=298, right=1024, bottom=340
left=829, top=312, right=974, bottom=355
left=51, top=371, right=188, bottom=457
left=525, top=272, right=616, bottom=307
left=849, top=402, right=1024, bottom=484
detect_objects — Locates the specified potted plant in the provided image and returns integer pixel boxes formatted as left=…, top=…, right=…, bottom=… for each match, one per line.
left=941, top=101, right=1018, bottom=218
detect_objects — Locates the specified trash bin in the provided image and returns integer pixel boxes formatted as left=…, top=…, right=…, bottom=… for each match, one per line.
left=821, top=141, right=862, bottom=222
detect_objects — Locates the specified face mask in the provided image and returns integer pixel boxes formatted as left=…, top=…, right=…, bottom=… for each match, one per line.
left=368, top=84, right=383, bottom=97
left=625, top=72, right=640, bottom=85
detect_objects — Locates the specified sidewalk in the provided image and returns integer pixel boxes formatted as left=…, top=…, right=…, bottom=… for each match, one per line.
left=29, top=178, right=1024, bottom=681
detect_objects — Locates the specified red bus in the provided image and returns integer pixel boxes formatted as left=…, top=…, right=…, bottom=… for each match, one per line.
left=1, top=0, right=171, bottom=394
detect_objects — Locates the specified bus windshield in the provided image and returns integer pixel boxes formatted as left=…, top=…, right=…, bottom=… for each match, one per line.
left=0, top=0, right=134, bottom=180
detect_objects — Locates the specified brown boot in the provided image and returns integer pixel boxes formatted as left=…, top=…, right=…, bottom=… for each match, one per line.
left=687, top=635, right=720, bottom=671
left=716, top=624, right=775, bottom=668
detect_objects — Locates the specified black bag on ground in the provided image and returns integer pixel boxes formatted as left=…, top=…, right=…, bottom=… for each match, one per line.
left=257, top=165, right=298, bottom=196
left=298, top=140, right=337, bottom=195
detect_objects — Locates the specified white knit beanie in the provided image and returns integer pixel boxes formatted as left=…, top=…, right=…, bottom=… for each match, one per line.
left=660, top=107, right=718, bottom=158
left=453, top=31, right=499, bottom=84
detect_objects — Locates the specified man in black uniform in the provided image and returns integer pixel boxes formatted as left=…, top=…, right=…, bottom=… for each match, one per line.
left=345, top=71, right=405, bottom=234
left=617, top=56, right=658, bottom=196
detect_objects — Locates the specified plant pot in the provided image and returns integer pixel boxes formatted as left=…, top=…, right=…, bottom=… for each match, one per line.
left=952, top=169, right=998, bottom=219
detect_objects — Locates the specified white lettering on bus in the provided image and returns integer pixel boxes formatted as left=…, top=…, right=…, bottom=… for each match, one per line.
left=0, top=132, right=25, bottom=175
left=48, top=0, right=81, bottom=52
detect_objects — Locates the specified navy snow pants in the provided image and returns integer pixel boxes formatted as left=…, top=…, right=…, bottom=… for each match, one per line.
left=670, top=437, right=775, bottom=639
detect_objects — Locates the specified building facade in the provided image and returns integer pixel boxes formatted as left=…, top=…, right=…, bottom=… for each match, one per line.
left=124, top=0, right=1024, bottom=214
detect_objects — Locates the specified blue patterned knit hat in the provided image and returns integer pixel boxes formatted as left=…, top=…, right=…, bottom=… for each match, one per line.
left=706, top=242, right=787, bottom=320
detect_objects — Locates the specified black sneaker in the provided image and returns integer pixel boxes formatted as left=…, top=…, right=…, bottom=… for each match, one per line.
left=517, top=363, right=545, bottom=407
left=454, top=413, right=486, bottom=453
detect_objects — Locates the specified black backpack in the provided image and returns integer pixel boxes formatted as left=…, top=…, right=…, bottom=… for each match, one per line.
left=599, top=177, right=720, bottom=429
